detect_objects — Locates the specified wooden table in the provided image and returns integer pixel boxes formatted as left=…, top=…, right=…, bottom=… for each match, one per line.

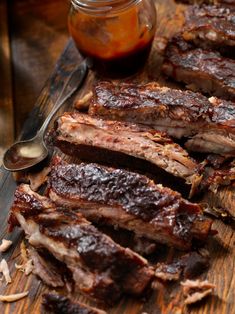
left=0, top=0, right=68, bottom=163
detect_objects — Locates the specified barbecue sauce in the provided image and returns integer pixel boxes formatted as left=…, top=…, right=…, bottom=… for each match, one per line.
left=68, top=0, right=156, bottom=77
left=77, top=38, right=154, bottom=77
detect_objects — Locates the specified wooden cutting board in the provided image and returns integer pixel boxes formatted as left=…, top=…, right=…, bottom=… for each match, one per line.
left=0, top=0, right=234, bottom=313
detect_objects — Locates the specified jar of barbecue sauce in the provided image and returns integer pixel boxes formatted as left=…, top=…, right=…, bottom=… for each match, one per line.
left=68, top=0, right=156, bottom=77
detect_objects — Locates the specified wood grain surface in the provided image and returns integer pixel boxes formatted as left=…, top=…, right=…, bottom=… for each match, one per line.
left=0, top=0, right=68, bottom=146
left=0, top=0, right=234, bottom=313
left=0, top=0, right=14, bottom=158
left=9, top=0, right=69, bottom=136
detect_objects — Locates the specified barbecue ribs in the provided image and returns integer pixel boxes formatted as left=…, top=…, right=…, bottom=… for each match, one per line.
left=9, top=184, right=153, bottom=304
left=182, top=5, right=235, bottom=56
left=54, top=112, right=201, bottom=195
left=47, top=157, right=213, bottom=250
left=162, top=36, right=235, bottom=100
left=89, top=81, right=235, bottom=157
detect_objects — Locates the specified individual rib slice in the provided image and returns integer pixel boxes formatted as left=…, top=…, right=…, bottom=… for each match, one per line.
left=42, top=294, right=106, bottom=314
left=9, top=184, right=153, bottom=304
left=54, top=112, right=201, bottom=195
left=47, top=157, right=213, bottom=250
left=162, top=36, right=235, bottom=100
left=177, top=0, right=235, bottom=4
left=182, top=5, right=235, bottom=56
left=89, top=81, right=235, bottom=156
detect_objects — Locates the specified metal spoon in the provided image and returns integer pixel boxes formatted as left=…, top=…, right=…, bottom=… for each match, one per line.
left=3, top=61, right=88, bottom=172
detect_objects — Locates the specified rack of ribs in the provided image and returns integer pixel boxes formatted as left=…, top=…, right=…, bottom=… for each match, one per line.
left=47, top=157, right=213, bottom=250
left=162, top=36, right=235, bottom=100
left=54, top=112, right=201, bottom=196
left=182, top=5, right=235, bottom=56
left=89, top=81, right=235, bottom=157
left=9, top=184, right=154, bottom=304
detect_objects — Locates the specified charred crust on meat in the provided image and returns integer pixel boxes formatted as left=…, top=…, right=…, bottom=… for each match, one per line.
left=47, top=158, right=213, bottom=249
left=88, top=82, right=235, bottom=157
left=42, top=293, right=106, bottom=314
left=90, top=81, right=235, bottom=129
left=162, top=36, right=235, bottom=100
left=10, top=184, right=154, bottom=303
left=182, top=5, right=235, bottom=55
left=53, top=112, right=202, bottom=196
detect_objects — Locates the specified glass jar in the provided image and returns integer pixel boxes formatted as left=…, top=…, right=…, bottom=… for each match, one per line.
left=68, top=0, right=156, bottom=77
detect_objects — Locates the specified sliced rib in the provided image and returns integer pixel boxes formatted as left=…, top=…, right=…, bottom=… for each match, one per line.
left=177, top=0, right=235, bottom=5
left=182, top=5, right=235, bottom=57
left=47, top=157, right=213, bottom=250
left=54, top=112, right=201, bottom=196
left=9, top=184, right=153, bottom=304
left=162, top=36, right=235, bottom=100
left=89, top=81, right=235, bottom=156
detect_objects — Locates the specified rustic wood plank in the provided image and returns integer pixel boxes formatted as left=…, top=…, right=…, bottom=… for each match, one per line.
left=0, top=0, right=14, bottom=160
left=0, top=0, right=234, bottom=313
left=0, top=39, right=86, bottom=314
left=8, top=0, right=69, bottom=137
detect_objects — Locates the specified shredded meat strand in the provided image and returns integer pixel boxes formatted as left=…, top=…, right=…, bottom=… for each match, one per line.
left=181, top=279, right=215, bottom=304
left=0, top=239, right=12, bottom=252
left=0, top=291, right=29, bottom=302
left=0, top=259, right=11, bottom=284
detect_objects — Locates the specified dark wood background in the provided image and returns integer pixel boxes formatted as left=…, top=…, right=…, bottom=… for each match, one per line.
left=0, top=0, right=235, bottom=313
left=0, top=0, right=69, bottom=160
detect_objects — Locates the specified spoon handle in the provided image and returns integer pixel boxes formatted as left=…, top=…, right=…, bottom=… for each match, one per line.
left=37, top=60, right=88, bottom=139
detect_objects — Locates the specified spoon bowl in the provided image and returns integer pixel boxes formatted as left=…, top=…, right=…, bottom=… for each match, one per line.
left=3, top=138, right=48, bottom=171
left=3, top=61, right=88, bottom=172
